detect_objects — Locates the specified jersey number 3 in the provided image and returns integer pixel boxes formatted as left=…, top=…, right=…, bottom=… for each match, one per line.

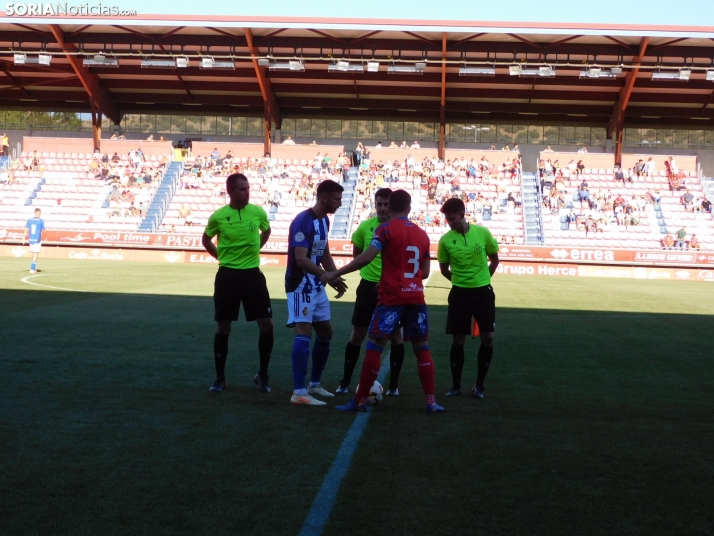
left=404, top=246, right=420, bottom=278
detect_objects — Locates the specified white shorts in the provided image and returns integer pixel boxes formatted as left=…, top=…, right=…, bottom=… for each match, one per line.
left=29, top=243, right=42, bottom=253
left=287, top=287, right=330, bottom=325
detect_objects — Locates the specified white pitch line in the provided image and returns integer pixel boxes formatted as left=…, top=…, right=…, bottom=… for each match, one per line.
left=20, top=274, right=89, bottom=293
left=299, top=355, right=390, bottom=536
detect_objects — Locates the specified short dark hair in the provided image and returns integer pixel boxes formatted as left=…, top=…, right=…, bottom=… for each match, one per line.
left=374, top=187, right=393, bottom=201
left=226, top=173, right=248, bottom=191
left=316, top=179, right=344, bottom=197
left=388, top=189, right=411, bottom=213
left=441, top=198, right=465, bottom=215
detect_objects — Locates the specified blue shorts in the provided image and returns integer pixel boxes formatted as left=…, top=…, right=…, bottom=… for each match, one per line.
left=369, top=304, right=428, bottom=341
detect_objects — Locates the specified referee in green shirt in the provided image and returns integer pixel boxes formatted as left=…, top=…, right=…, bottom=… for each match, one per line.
left=202, top=173, right=274, bottom=393
left=337, top=188, right=406, bottom=396
left=437, top=198, right=499, bottom=399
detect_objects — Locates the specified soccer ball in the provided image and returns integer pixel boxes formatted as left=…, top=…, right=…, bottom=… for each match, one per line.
left=357, top=380, right=384, bottom=405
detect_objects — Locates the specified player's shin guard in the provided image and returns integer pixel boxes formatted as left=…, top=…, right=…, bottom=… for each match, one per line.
left=388, top=343, right=405, bottom=391
left=214, top=333, right=229, bottom=381
left=342, top=342, right=361, bottom=385
left=355, top=341, right=383, bottom=404
left=449, top=345, right=465, bottom=389
left=291, top=335, right=311, bottom=390
left=310, top=336, right=331, bottom=384
left=415, top=346, right=436, bottom=405
left=258, top=332, right=273, bottom=377
left=476, top=345, right=494, bottom=388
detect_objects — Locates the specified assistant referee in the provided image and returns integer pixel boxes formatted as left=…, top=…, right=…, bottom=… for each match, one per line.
left=437, top=198, right=499, bottom=399
left=202, top=173, right=274, bottom=393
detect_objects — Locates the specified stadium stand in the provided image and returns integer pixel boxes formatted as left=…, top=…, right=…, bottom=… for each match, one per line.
left=538, top=152, right=714, bottom=249
left=2, top=137, right=711, bottom=250
left=0, top=140, right=171, bottom=232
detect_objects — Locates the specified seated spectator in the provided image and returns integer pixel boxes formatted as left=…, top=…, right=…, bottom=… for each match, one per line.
left=576, top=160, right=585, bottom=176
left=701, top=197, right=712, bottom=213
left=400, top=140, right=407, bottom=148
left=613, top=165, right=624, bottom=183
left=577, top=146, right=588, bottom=154
left=388, top=141, right=398, bottom=148
left=681, top=189, right=694, bottom=211
left=110, top=134, right=117, bottom=140
left=309, top=140, right=318, bottom=146
left=543, top=146, right=554, bottom=153
left=375, top=141, right=383, bottom=148
left=211, top=148, right=220, bottom=161
left=146, top=134, right=154, bottom=142
left=411, top=140, right=420, bottom=149
left=689, top=234, right=700, bottom=250
left=111, top=152, right=120, bottom=162
left=282, top=136, right=296, bottom=145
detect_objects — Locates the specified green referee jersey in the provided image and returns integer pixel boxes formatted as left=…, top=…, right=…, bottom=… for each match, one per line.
left=352, top=216, right=383, bottom=282
left=437, top=223, right=499, bottom=288
left=204, top=203, right=270, bottom=269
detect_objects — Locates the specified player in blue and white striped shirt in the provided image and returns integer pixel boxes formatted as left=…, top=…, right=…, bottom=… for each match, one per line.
left=24, top=208, right=46, bottom=273
left=285, top=180, right=348, bottom=406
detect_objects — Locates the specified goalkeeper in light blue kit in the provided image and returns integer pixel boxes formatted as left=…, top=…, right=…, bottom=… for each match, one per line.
left=24, top=208, right=46, bottom=273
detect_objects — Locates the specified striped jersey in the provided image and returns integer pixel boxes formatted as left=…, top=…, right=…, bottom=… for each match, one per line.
left=285, top=208, right=330, bottom=293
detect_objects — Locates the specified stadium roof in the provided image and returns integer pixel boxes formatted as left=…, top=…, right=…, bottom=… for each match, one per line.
left=1, top=3, right=714, bottom=130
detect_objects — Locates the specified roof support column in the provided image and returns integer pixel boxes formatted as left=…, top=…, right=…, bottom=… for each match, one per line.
left=244, top=28, right=282, bottom=129
left=610, top=36, right=649, bottom=164
left=264, top=103, right=271, bottom=157
left=438, top=32, right=447, bottom=159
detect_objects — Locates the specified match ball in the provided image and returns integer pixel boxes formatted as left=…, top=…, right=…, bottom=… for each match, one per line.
left=357, top=380, right=384, bottom=405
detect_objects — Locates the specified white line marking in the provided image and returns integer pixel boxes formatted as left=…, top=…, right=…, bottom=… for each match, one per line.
left=298, top=355, right=390, bottom=536
left=20, top=274, right=89, bottom=293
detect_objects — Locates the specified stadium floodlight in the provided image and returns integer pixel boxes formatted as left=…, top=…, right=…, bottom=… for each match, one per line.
left=268, top=60, right=304, bottom=71
left=579, top=67, right=618, bottom=79
left=200, top=56, right=234, bottom=70
left=459, top=65, right=496, bottom=76
left=610, top=66, right=623, bottom=74
left=175, top=56, right=189, bottom=68
left=388, top=63, right=424, bottom=74
left=328, top=60, right=364, bottom=73
left=82, top=55, right=119, bottom=67
left=257, top=58, right=270, bottom=67
left=707, top=70, right=714, bottom=81
left=141, top=59, right=174, bottom=68
left=415, top=62, right=427, bottom=71
left=652, top=69, right=691, bottom=81
left=367, top=61, right=379, bottom=72
left=14, top=52, right=52, bottom=66
left=512, top=65, right=555, bottom=77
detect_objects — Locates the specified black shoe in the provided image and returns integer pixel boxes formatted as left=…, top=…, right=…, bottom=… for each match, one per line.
left=445, top=387, right=462, bottom=397
left=253, top=373, right=271, bottom=393
left=209, top=379, right=227, bottom=392
left=472, top=384, right=484, bottom=399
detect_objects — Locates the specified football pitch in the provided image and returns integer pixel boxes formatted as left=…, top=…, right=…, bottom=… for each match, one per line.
left=1, top=258, right=713, bottom=536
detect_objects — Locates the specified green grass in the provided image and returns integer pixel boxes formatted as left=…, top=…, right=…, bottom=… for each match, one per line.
left=1, top=258, right=713, bottom=535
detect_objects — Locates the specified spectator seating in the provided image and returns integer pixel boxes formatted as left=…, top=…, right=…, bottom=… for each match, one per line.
left=0, top=149, right=169, bottom=231
left=541, top=165, right=714, bottom=249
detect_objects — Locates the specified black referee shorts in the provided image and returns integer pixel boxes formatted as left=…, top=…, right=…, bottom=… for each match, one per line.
left=214, top=266, right=272, bottom=322
left=351, top=278, right=379, bottom=327
left=446, top=285, right=496, bottom=335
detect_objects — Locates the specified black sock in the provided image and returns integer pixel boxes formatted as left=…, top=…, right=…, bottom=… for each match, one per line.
left=214, top=333, right=229, bottom=381
left=388, top=343, right=405, bottom=390
left=450, top=345, right=465, bottom=389
left=342, top=342, right=361, bottom=386
left=258, top=332, right=273, bottom=378
left=476, top=345, right=494, bottom=388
